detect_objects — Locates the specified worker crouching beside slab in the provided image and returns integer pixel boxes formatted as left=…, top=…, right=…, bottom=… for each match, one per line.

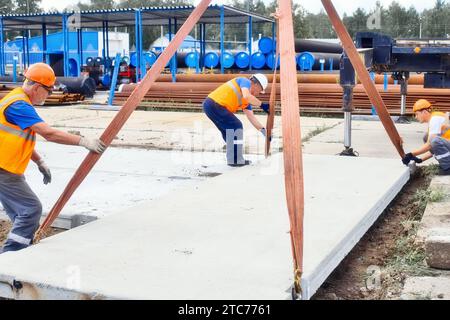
left=402, top=99, right=450, bottom=175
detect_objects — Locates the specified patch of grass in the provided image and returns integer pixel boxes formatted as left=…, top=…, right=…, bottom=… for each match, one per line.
left=422, top=164, right=440, bottom=177
left=413, top=187, right=446, bottom=214
left=385, top=225, right=432, bottom=277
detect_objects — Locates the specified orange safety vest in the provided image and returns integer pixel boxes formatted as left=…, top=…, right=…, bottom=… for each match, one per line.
left=208, top=78, right=250, bottom=113
left=0, top=87, right=36, bottom=175
left=429, top=111, right=450, bottom=141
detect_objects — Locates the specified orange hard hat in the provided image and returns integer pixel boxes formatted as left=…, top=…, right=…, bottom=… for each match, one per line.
left=24, top=63, right=56, bottom=88
left=413, top=99, right=432, bottom=113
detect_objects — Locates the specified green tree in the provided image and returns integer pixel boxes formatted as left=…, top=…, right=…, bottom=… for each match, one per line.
left=15, top=0, right=42, bottom=14
left=343, top=8, right=369, bottom=38
left=0, top=0, right=13, bottom=14
left=421, top=0, right=450, bottom=38
left=304, top=10, right=336, bottom=39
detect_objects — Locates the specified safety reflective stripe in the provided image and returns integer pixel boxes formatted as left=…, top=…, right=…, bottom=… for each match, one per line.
left=436, top=152, right=450, bottom=160
left=225, top=81, right=243, bottom=106
left=0, top=92, right=35, bottom=142
left=8, top=232, right=32, bottom=245
left=234, top=140, right=244, bottom=145
left=0, top=123, right=36, bottom=142
left=0, top=93, right=28, bottom=109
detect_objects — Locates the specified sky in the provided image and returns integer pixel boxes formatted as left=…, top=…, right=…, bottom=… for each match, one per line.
left=40, top=0, right=438, bottom=15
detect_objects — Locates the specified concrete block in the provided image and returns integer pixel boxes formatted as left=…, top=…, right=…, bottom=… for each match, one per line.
left=416, top=201, right=450, bottom=244
left=426, top=229, right=450, bottom=270
left=401, top=277, right=450, bottom=300
left=430, top=176, right=450, bottom=194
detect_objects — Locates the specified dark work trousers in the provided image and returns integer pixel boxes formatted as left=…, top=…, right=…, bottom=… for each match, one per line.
left=203, top=98, right=245, bottom=165
left=0, top=168, right=42, bottom=254
left=430, top=136, right=450, bottom=171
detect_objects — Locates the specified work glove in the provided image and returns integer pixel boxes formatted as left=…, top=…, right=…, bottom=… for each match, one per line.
left=402, top=153, right=423, bottom=166
left=260, top=128, right=272, bottom=142
left=36, top=159, right=51, bottom=185
left=260, top=103, right=270, bottom=114
left=79, top=137, right=107, bottom=154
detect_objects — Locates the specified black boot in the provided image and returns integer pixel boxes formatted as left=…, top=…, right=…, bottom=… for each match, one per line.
left=228, top=160, right=252, bottom=167
left=438, top=167, right=450, bottom=176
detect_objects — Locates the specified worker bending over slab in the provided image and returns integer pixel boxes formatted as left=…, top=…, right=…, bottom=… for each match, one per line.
left=0, top=63, right=106, bottom=254
left=203, top=74, right=270, bottom=167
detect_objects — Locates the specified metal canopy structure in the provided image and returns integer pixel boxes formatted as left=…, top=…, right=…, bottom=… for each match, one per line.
left=0, top=5, right=274, bottom=78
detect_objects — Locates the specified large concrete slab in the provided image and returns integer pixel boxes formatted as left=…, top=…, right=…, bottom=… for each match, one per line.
left=304, top=119, right=434, bottom=160
left=0, top=154, right=409, bottom=300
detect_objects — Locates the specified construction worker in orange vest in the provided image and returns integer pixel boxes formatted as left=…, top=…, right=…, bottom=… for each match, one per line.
left=402, top=99, right=450, bottom=175
left=0, top=63, right=106, bottom=254
left=203, top=74, right=270, bottom=166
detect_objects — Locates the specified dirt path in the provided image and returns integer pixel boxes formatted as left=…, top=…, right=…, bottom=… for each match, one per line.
left=313, top=167, right=436, bottom=300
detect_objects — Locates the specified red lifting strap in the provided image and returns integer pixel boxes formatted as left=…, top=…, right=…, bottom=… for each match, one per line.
left=278, top=0, right=305, bottom=297
left=34, top=0, right=213, bottom=241
left=321, top=0, right=405, bottom=158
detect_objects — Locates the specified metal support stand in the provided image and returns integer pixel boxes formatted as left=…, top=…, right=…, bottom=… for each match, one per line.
left=339, top=52, right=358, bottom=157
left=394, top=71, right=411, bottom=124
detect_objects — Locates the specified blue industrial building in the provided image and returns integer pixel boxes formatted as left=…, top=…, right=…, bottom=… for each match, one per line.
left=0, top=6, right=275, bottom=80
left=4, top=31, right=99, bottom=76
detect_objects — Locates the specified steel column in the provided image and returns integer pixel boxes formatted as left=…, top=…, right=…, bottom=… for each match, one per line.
left=220, top=6, right=225, bottom=74
left=42, top=23, right=47, bottom=63
left=62, top=14, right=70, bottom=77
left=248, top=16, right=252, bottom=71
left=0, top=17, right=4, bottom=76
left=271, top=22, right=276, bottom=71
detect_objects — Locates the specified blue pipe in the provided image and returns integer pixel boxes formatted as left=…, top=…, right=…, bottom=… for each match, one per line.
left=173, top=18, right=178, bottom=81
left=384, top=73, right=388, bottom=91
left=108, top=53, right=121, bottom=106
left=370, top=72, right=377, bottom=115
left=13, top=58, right=17, bottom=82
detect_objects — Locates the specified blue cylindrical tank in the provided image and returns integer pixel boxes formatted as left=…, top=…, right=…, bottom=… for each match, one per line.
left=86, top=57, right=95, bottom=67
left=204, top=52, right=220, bottom=69
left=144, top=51, right=157, bottom=67
left=185, top=51, right=199, bottom=68
left=101, top=74, right=111, bottom=87
left=297, top=52, right=315, bottom=71
left=221, top=52, right=235, bottom=69
left=251, top=52, right=266, bottom=69
left=297, top=52, right=341, bottom=70
left=258, top=37, right=274, bottom=54
left=121, top=56, right=130, bottom=65
left=265, top=54, right=280, bottom=69
left=130, top=52, right=137, bottom=67
left=235, top=52, right=250, bottom=69
left=68, top=58, right=78, bottom=77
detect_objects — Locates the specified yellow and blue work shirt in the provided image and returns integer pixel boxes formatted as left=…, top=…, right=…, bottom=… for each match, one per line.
left=0, top=88, right=42, bottom=175
left=208, top=77, right=253, bottom=113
